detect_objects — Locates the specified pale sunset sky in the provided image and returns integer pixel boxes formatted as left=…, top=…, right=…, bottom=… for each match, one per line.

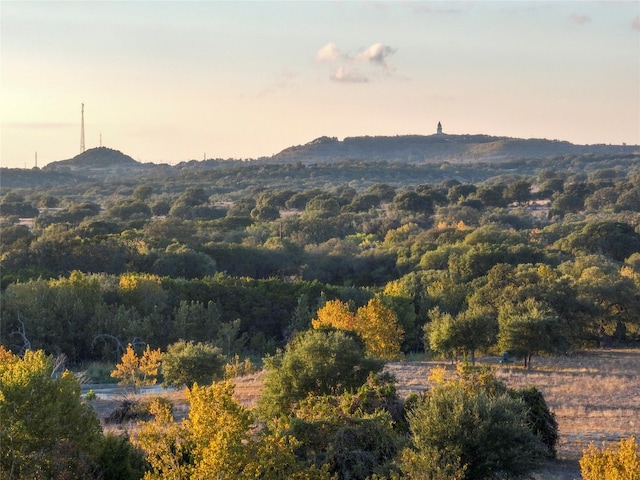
left=1, top=1, right=639, bottom=168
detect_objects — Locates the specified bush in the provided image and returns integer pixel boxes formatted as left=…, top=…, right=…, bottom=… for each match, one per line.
left=0, top=347, right=103, bottom=478
left=510, top=386, right=559, bottom=458
left=258, top=329, right=384, bottom=418
left=289, top=388, right=404, bottom=480
left=224, top=354, right=258, bottom=379
left=84, top=361, right=119, bottom=383
left=105, top=397, right=173, bottom=424
left=580, top=436, right=640, bottom=480
left=401, top=381, right=547, bottom=480
left=97, top=433, right=147, bottom=480
left=162, top=340, right=225, bottom=388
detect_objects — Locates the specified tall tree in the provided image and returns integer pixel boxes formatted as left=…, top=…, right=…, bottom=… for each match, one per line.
left=313, top=298, right=404, bottom=360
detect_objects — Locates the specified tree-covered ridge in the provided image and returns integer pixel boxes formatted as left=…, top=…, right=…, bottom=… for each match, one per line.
left=268, top=134, right=637, bottom=164
left=1, top=141, right=638, bottom=191
left=2, top=156, right=640, bottom=364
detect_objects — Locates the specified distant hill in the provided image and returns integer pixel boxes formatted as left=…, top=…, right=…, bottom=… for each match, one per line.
left=267, top=134, right=638, bottom=164
left=1, top=135, right=638, bottom=191
left=42, top=147, right=150, bottom=175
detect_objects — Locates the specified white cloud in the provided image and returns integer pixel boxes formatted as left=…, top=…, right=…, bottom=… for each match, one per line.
left=315, top=42, right=341, bottom=63
left=330, top=66, right=368, bottom=83
left=316, top=42, right=397, bottom=83
left=358, top=43, right=396, bottom=70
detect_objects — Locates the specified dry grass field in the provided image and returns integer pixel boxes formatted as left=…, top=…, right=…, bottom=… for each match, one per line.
left=385, top=348, right=640, bottom=479
left=92, top=349, right=639, bottom=479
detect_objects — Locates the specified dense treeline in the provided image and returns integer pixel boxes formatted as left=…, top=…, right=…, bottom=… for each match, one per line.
left=1, top=154, right=640, bottom=365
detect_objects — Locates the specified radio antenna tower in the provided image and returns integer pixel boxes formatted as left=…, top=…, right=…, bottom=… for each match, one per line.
left=80, top=103, right=86, bottom=153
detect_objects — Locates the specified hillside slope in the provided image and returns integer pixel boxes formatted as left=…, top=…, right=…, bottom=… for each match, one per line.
left=268, top=134, right=637, bottom=164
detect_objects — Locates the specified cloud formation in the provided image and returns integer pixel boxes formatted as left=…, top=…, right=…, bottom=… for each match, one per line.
left=315, top=42, right=396, bottom=83
left=331, top=66, right=368, bottom=83
left=315, top=42, right=341, bottom=63
left=358, top=43, right=396, bottom=70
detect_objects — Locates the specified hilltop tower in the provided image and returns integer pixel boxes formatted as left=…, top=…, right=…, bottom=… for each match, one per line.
left=437, top=121, right=443, bottom=135
left=80, top=103, right=86, bottom=153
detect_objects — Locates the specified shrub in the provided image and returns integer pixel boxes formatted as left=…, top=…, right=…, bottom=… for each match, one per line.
left=162, top=340, right=225, bottom=388
left=106, top=397, right=173, bottom=424
left=289, top=391, right=403, bottom=480
left=224, top=354, right=258, bottom=379
left=401, top=379, right=547, bottom=479
left=85, top=389, right=98, bottom=401
left=258, top=329, right=384, bottom=418
left=84, top=361, right=119, bottom=383
left=97, top=433, right=147, bottom=480
left=510, top=386, right=559, bottom=458
left=580, top=436, right=640, bottom=480
left=0, top=347, right=103, bottom=478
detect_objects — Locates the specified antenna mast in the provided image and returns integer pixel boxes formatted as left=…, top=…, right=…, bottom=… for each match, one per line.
left=80, top=103, right=85, bottom=153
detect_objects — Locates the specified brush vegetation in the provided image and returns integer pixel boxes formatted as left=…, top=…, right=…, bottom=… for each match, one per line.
left=1, top=147, right=639, bottom=478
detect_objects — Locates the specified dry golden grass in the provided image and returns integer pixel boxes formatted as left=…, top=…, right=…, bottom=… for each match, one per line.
left=385, top=348, right=640, bottom=479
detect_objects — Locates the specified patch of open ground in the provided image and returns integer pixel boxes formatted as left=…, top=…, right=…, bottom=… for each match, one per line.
left=90, top=349, right=639, bottom=479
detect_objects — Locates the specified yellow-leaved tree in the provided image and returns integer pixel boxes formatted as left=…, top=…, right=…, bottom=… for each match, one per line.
left=312, top=299, right=356, bottom=331
left=312, top=298, right=404, bottom=360
left=356, top=297, right=404, bottom=360
left=110, top=343, right=162, bottom=393
left=134, top=381, right=331, bottom=480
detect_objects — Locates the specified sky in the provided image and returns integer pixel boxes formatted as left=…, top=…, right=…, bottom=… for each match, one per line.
left=1, top=0, right=639, bottom=168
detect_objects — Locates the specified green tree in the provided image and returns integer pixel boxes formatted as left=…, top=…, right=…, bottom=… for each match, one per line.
left=426, top=305, right=496, bottom=365
left=497, top=298, right=568, bottom=368
left=556, top=221, right=640, bottom=262
left=503, top=179, right=532, bottom=205
left=150, top=244, right=216, bottom=279
left=162, top=340, right=226, bottom=389
left=96, top=433, right=147, bottom=480
left=259, top=329, right=383, bottom=418
left=0, top=347, right=103, bottom=479
left=250, top=205, right=280, bottom=222
left=453, top=306, right=497, bottom=365
left=425, top=307, right=458, bottom=361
